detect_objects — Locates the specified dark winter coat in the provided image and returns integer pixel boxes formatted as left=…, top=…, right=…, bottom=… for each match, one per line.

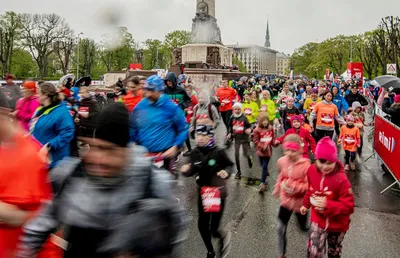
left=382, top=98, right=400, bottom=128
left=345, top=92, right=368, bottom=107
left=0, top=88, right=10, bottom=108
left=77, top=95, right=100, bottom=130
left=185, top=145, right=234, bottom=198
left=2, top=84, right=21, bottom=110
left=163, top=72, right=191, bottom=110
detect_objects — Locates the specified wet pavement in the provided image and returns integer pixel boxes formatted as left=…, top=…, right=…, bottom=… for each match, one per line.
left=176, top=124, right=400, bottom=257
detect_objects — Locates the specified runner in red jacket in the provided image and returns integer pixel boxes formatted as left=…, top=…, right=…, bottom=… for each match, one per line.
left=275, top=115, right=316, bottom=159
left=300, top=137, right=354, bottom=258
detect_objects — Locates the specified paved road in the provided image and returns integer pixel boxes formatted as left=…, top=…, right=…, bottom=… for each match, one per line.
left=175, top=124, right=400, bottom=258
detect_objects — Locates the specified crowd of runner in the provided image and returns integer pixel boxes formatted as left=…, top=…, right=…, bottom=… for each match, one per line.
left=0, top=72, right=399, bottom=258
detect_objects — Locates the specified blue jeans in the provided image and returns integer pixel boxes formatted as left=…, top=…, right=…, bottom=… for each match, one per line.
left=259, top=156, right=271, bottom=183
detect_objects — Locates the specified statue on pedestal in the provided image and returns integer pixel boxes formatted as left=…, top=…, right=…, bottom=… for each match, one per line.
left=191, top=0, right=222, bottom=44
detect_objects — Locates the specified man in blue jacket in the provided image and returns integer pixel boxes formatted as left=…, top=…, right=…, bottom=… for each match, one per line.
left=332, top=84, right=349, bottom=137
left=130, top=75, right=188, bottom=172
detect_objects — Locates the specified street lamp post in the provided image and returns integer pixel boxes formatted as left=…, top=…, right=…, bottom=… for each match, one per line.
left=76, top=32, right=84, bottom=78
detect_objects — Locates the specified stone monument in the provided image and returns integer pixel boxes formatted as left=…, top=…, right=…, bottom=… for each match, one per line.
left=181, top=0, right=232, bottom=67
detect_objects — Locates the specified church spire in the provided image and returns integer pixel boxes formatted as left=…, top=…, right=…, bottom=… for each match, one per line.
left=264, top=19, right=271, bottom=48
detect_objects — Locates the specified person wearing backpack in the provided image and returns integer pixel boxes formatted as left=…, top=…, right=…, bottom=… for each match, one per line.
left=190, top=91, right=221, bottom=139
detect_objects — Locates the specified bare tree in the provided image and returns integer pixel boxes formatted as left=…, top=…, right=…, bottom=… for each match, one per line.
left=380, top=16, right=400, bottom=77
left=21, top=13, right=73, bottom=78
left=53, top=37, right=74, bottom=75
left=0, top=12, right=22, bottom=76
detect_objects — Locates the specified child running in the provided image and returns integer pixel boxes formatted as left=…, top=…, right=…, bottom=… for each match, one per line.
left=300, top=137, right=355, bottom=258
left=275, top=115, right=316, bottom=159
left=338, top=115, right=361, bottom=171
left=253, top=115, right=275, bottom=192
left=181, top=124, right=233, bottom=258
left=273, top=134, right=311, bottom=258
left=281, top=97, right=300, bottom=132
left=227, top=102, right=253, bottom=180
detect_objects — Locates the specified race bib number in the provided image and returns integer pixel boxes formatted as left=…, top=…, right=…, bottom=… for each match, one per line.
left=344, top=135, right=356, bottom=144
left=201, top=186, right=221, bottom=213
left=320, top=113, right=333, bottom=124
left=260, top=131, right=272, bottom=144
left=260, top=105, right=267, bottom=112
left=78, top=107, right=89, bottom=116
left=232, top=121, right=244, bottom=134
left=187, top=110, right=193, bottom=115
left=244, top=108, right=252, bottom=115
left=310, top=102, right=316, bottom=110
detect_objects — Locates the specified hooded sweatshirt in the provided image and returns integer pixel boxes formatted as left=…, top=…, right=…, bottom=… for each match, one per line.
left=310, top=100, right=346, bottom=131
left=273, top=156, right=311, bottom=213
left=163, top=72, right=191, bottom=110
left=191, top=91, right=220, bottom=129
left=15, top=96, right=40, bottom=131
left=332, top=85, right=349, bottom=114
left=303, top=162, right=355, bottom=232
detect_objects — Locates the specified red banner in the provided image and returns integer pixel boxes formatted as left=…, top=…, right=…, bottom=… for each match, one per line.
left=129, top=63, right=143, bottom=70
left=347, top=62, right=363, bottom=87
left=373, top=115, right=400, bottom=180
left=325, top=69, right=330, bottom=80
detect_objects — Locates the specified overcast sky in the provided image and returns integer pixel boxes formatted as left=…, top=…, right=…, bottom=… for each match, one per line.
left=2, top=0, right=400, bottom=54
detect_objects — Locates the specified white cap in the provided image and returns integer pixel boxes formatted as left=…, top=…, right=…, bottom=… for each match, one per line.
left=232, top=102, right=242, bottom=109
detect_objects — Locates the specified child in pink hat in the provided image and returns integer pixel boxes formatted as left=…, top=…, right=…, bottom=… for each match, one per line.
left=301, top=137, right=355, bottom=258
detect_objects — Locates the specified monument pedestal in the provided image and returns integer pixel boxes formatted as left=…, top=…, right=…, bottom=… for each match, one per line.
left=181, top=44, right=233, bottom=67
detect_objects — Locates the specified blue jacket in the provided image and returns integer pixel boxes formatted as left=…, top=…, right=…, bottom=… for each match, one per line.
left=130, top=94, right=189, bottom=153
left=31, top=103, right=75, bottom=168
left=332, top=86, right=349, bottom=114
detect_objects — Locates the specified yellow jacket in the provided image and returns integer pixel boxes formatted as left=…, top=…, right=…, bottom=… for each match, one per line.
left=260, top=99, right=276, bottom=121
left=242, top=101, right=259, bottom=124
left=304, top=97, right=321, bottom=119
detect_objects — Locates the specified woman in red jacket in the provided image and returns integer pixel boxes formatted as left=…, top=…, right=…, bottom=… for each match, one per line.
left=300, top=137, right=355, bottom=258
left=275, top=115, right=316, bottom=159
left=0, top=110, right=61, bottom=258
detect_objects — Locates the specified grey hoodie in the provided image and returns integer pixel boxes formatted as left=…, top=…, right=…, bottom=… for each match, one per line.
left=191, top=91, right=220, bottom=129
left=19, top=145, right=186, bottom=257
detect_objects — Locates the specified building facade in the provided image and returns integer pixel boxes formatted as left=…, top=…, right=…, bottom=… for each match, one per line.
left=227, top=44, right=277, bottom=74
left=276, top=52, right=290, bottom=76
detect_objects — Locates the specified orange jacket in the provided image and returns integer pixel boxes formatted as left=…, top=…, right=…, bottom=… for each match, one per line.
left=0, top=133, right=61, bottom=258
left=312, top=101, right=340, bottom=129
left=123, top=90, right=143, bottom=113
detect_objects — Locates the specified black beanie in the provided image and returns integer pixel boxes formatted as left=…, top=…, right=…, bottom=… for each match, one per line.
left=94, top=103, right=130, bottom=147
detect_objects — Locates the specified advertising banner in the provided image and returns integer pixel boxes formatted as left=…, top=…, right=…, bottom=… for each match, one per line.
left=373, top=115, right=400, bottom=180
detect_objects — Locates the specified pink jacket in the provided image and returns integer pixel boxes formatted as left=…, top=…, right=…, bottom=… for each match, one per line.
left=15, top=96, right=40, bottom=131
left=273, top=156, right=311, bottom=213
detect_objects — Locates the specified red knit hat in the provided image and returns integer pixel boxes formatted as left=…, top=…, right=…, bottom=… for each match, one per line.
left=5, top=74, right=14, bottom=80
left=315, top=137, right=338, bottom=162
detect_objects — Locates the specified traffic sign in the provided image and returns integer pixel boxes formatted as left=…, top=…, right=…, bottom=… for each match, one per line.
left=387, top=64, right=397, bottom=74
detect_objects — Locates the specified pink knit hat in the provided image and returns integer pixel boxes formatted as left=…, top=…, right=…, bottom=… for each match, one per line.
left=394, top=94, right=400, bottom=104
left=315, top=137, right=338, bottom=162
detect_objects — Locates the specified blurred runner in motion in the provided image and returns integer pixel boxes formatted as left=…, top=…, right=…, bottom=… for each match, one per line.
left=18, top=103, right=185, bottom=258
left=130, top=75, right=188, bottom=174
left=0, top=108, right=61, bottom=258
left=180, top=124, right=233, bottom=258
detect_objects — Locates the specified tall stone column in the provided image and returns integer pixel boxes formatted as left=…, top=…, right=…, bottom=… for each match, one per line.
left=196, top=0, right=215, bottom=18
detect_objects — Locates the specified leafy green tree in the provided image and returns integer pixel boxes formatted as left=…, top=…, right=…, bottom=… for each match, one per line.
left=163, top=30, right=190, bottom=66
left=11, top=48, right=38, bottom=78
left=233, top=56, right=247, bottom=72
left=143, top=39, right=169, bottom=70
left=0, top=11, right=22, bottom=76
